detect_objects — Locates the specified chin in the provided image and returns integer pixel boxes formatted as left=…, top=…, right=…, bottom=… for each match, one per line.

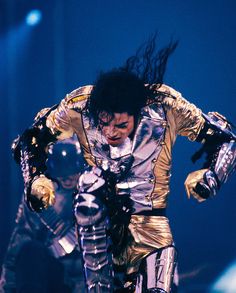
left=108, top=140, right=122, bottom=147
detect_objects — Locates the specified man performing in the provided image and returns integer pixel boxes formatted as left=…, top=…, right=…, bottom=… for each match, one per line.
left=12, top=36, right=236, bottom=292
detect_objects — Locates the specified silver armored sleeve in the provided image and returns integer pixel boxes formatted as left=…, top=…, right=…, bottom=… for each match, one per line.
left=194, top=112, right=236, bottom=198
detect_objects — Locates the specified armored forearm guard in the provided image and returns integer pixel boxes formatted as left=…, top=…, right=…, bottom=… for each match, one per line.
left=12, top=107, right=59, bottom=211
left=194, top=112, right=236, bottom=198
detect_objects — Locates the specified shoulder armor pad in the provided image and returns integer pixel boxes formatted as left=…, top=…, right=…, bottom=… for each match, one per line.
left=156, top=84, right=182, bottom=99
left=64, top=85, right=94, bottom=112
left=146, top=84, right=182, bottom=106
left=202, top=112, right=236, bottom=141
left=34, top=107, right=51, bottom=121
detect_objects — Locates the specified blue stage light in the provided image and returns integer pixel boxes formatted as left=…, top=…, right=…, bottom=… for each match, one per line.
left=25, top=10, right=42, bottom=26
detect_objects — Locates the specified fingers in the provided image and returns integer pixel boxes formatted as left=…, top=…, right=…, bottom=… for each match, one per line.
left=41, top=190, right=55, bottom=208
left=184, top=169, right=208, bottom=202
left=184, top=183, right=191, bottom=199
left=31, top=175, right=55, bottom=208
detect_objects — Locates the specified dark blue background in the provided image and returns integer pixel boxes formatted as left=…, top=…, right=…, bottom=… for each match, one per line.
left=1, top=1, right=235, bottom=291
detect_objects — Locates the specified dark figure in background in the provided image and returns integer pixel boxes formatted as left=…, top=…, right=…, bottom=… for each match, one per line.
left=11, top=35, right=236, bottom=292
left=0, top=138, right=86, bottom=293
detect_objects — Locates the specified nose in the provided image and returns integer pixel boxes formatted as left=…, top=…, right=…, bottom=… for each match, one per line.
left=106, top=125, right=117, bottom=137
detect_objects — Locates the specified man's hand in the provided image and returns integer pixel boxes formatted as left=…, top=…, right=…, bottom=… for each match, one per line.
left=30, top=175, right=55, bottom=209
left=184, top=169, right=209, bottom=202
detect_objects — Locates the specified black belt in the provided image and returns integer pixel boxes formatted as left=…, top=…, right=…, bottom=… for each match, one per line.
left=134, top=208, right=166, bottom=217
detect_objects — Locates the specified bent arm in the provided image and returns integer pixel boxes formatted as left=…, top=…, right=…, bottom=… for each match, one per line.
left=12, top=102, right=75, bottom=212
left=13, top=87, right=92, bottom=212
left=158, top=85, right=236, bottom=201
left=190, top=112, right=236, bottom=199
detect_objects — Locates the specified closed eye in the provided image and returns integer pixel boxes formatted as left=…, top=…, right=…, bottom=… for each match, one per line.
left=115, top=123, right=128, bottom=129
left=99, top=120, right=109, bottom=127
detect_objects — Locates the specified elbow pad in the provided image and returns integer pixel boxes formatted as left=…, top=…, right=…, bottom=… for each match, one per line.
left=194, top=112, right=236, bottom=199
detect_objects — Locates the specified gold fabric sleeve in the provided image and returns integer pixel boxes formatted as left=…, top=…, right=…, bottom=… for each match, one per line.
left=45, top=85, right=96, bottom=166
left=46, top=85, right=93, bottom=140
left=151, top=84, right=205, bottom=208
left=159, top=84, right=205, bottom=141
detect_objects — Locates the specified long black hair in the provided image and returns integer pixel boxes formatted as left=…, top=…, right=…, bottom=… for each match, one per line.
left=89, top=34, right=178, bottom=125
left=122, top=33, right=178, bottom=86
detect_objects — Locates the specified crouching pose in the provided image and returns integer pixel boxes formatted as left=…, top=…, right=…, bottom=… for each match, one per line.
left=12, top=37, right=236, bottom=292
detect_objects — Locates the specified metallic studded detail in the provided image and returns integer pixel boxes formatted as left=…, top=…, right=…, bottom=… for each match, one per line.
left=32, top=137, right=37, bottom=145
left=214, top=141, right=236, bottom=183
left=145, top=194, right=151, bottom=200
left=149, top=178, right=155, bottom=184
left=135, top=246, right=177, bottom=293
left=199, top=141, right=236, bottom=199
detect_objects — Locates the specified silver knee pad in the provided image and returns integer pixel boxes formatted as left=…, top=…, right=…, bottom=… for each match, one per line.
left=135, top=246, right=177, bottom=293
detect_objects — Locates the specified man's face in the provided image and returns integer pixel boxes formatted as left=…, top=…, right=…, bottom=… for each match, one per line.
left=98, top=112, right=135, bottom=147
left=57, top=174, right=80, bottom=190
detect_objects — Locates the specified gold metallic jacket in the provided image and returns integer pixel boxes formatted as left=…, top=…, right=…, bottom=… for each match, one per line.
left=45, top=84, right=205, bottom=273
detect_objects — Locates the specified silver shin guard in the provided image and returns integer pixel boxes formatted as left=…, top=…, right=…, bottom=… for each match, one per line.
left=74, top=193, right=114, bottom=292
left=135, top=246, right=177, bottom=293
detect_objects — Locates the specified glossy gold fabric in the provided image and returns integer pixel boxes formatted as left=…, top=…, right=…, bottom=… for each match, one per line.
left=151, top=85, right=205, bottom=209
left=113, top=215, right=173, bottom=274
